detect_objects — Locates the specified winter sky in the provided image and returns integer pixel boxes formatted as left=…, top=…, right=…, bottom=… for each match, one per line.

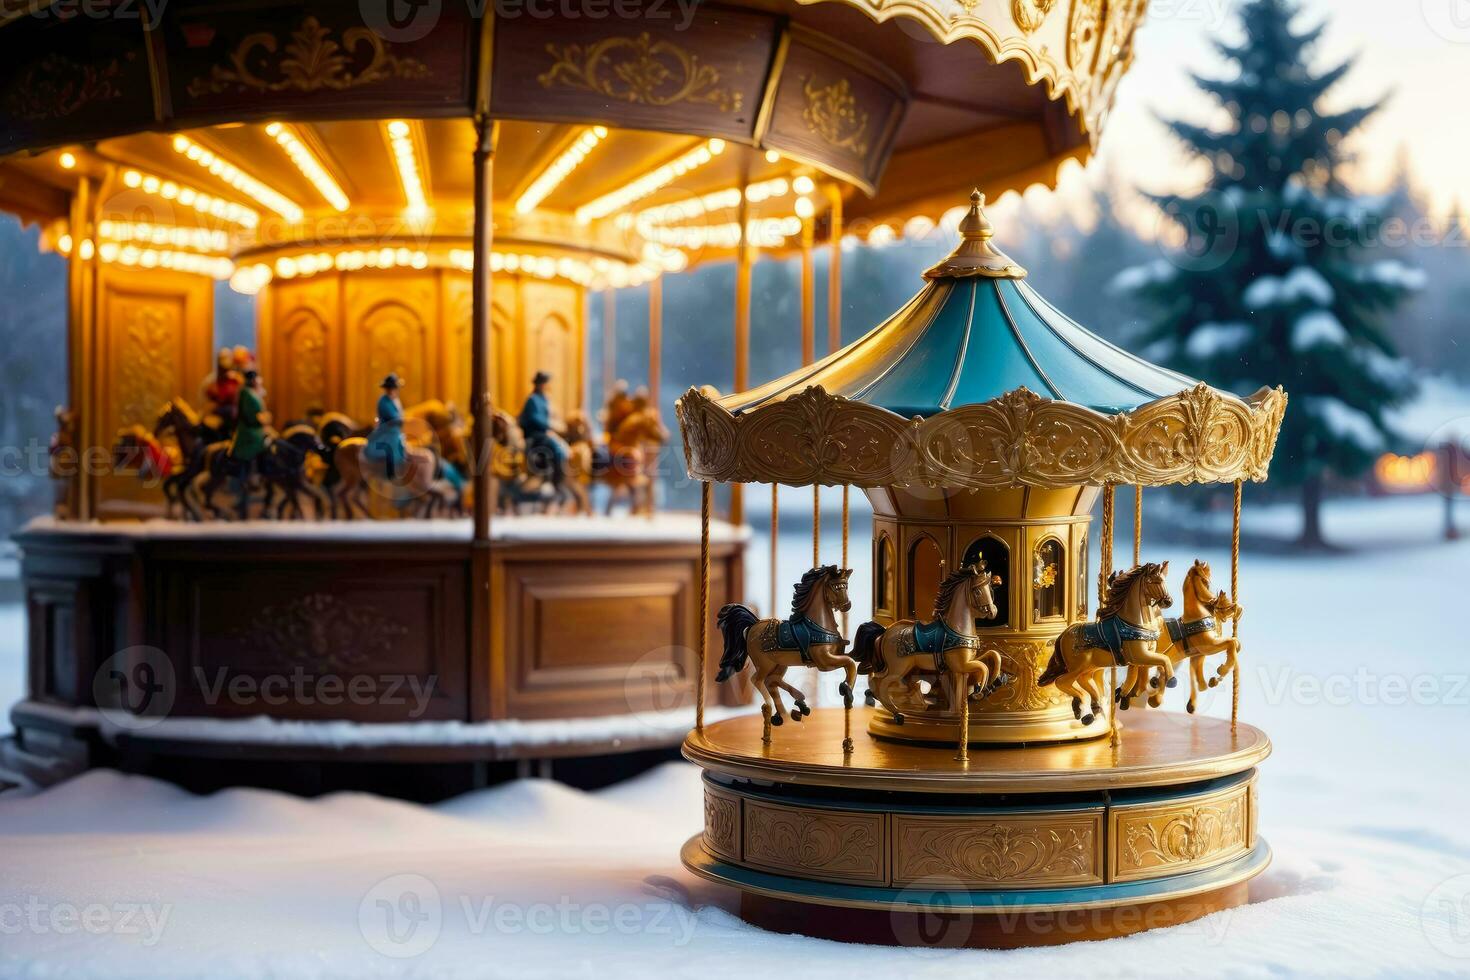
left=1042, top=0, right=1468, bottom=227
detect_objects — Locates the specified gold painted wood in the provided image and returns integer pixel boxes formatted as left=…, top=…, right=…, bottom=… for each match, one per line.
left=742, top=798, right=886, bottom=886
left=677, top=383, right=1288, bottom=491
left=1110, top=778, right=1253, bottom=882
left=892, top=811, right=1103, bottom=888
left=703, top=784, right=742, bottom=862
left=684, top=709, right=1269, bottom=795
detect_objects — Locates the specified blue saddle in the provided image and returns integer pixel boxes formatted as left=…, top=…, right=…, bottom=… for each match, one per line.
left=1164, top=616, right=1215, bottom=649
left=775, top=616, right=846, bottom=664
left=1078, top=616, right=1160, bottom=666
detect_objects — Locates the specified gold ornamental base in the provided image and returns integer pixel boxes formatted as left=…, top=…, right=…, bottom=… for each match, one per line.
left=682, top=708, right=1271, bottom=948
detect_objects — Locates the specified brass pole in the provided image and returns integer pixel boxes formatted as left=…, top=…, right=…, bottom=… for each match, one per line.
left=825, top=184, right=843, bottom=354
left=471, top=116, right=498, bottom=546
left=697, top=481, right=712, bottom=733
left=1133, top=484, right=1143, bottom=567
left=800, top=218, right=815, bottom=365
left=647, top=274, right=662, bottom=407
left=770, top=483, right=779, bottom=618
left=1231, top=480, right=1243, bottom=733
left=1100, top=484, right=1118, bottom=746
left=812, top=485, right=820, bottom=567
left=68, top=177, right=95, bottom=521
left=731, top=180, right=752, bottom=525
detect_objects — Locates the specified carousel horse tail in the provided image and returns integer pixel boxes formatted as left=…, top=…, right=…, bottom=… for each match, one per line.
left=1037, top=634, right=1068, bottom=687
left=715, top=603, right=759, bottom=682
left=852, top=621, right=887, bottom=676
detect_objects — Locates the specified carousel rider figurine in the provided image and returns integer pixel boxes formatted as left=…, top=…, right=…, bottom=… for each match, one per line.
left=601, top=379, right=634, bottom=442
left=201, top=346, right=251, bottom=433
left=367, top=373, right=408, bottom=479
left=227, top=369, right=270, bottom=475
left=518, top=371, right=569, bottom=469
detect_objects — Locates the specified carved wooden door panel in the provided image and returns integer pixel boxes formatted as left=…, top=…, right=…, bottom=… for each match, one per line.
left=345, top=273, right=437, bottom=423
left=260, top=275, right=341, bottom=424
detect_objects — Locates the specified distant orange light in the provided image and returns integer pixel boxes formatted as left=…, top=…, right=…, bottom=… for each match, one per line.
left=1375, top=451, right=1437, bottom=491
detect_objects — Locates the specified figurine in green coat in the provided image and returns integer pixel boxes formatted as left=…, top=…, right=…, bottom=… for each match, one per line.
left=228, top=370, right=270, bottom=466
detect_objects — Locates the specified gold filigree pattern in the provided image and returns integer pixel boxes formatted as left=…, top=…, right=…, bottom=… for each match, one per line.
left=1113, top=785, right=1249, bottom=881
left=743, top=801, right=884, bottom=884
left=117, top=305, right=178, bottom=429
left=703, top=787, right=740, bottom=860
left=186, top=16, right=427, bottom=97
left=1067, top=0, right=1107, bottom=72
left=6, top=53, right=128, bottom=121
left=982, top=640, right=1059, bottom=712
left=1012, top=0, right=1059, bottom=32
left=538, top=33, right=742, bottom=112
left=893, top=814, right=1099, bottom=886
left=231, top=592, right=410, bottom=671
left=677, top=383, right=1287, bottom=490
left=800, top=76, right=871, bottom=155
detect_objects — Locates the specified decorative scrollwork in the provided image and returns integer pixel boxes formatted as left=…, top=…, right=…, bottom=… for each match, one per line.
left=678, top=383, right=1287, bottom=490
left=538, top=33, right=742, bottom=112
left=186, top=16, right=427, bottom=97
left=231, top=592, right=410, bottom=671
left=1012, top=0, right=1059, bottom=32
left=702, top=789, right=739, bottom=859
left=1119, top=792, right=1247, bottom=877
left=743, top=803, right=883, bottom=882
left=1067, top=0, right=1108, bottom=72
left=6, top=53, right=129, bottom=121
left=896, top=819, right=1096, bottom=884
left=800, top=76, right=871, bottom=155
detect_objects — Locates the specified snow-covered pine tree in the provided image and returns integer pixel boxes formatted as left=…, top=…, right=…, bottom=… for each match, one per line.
left=1116, top=0, right=1420, bottom=547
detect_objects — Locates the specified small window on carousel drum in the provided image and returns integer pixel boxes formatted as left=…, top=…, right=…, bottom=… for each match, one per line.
left=908, top=535, right=944, bottom=620
left=961, top=536, right=1009, bottom=628
left=875, top=533, right=894, bottom=613
left=1076, top=532, right=1089, bottom=618
left=1033, top=538, right=1065, bottom=620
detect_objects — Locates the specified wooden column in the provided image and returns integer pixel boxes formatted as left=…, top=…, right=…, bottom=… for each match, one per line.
left=731, top=183, right=752, bottom=525
left=67, top=177, right=96, bottom=521
left=800, top=218, right=815, bottom=366
left=825, top=184, right=843, bottom=354
left=471, top=117, right=498, bottom=545
left=648, top=274, right=662, bottom=406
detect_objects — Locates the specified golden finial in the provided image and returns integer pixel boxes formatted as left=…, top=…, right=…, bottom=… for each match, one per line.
left=923, top=188, right=1027, bottom=281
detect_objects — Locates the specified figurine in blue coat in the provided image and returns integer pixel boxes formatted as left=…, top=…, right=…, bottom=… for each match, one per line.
left=518, top=371, right=568, bottom=467
left=367, top=373, right=408, bottom=479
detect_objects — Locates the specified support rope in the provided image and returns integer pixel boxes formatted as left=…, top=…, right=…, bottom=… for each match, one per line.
left=697, top=481, right=711, bottom=733
left=1133, top=484, right=1143, bottom=567
left=770, top=484, right=778, bottom=619
left=1100, top=484, right=1118, bottom=746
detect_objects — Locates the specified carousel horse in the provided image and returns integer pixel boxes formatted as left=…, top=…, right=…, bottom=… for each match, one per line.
left=152, top=398, right=230, bottom=520
left=715, top=566, right=856, bottom=747
left=404, top=400, right=470, bottom=472
left=1116, top=559, right=1243, bottom=713
left=1038, top=562, right=1174, bottom=725
left=191, top=437, right=266, bottom=520
left=561, top=411, right=606, bottom=516
left=604, top=403, right=668, bottom=516
left=112, top=425, right=175, bottom=495
left=257, top=424, right=329, bottom=520
left=488, top=409, right=544, bottom=515
left=328, top=435, right=460, bottom=520
left=852, top=563, right=1008, bottom=761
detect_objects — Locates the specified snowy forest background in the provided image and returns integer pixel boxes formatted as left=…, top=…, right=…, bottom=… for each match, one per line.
left=0, top=0, right=1466, bottom=547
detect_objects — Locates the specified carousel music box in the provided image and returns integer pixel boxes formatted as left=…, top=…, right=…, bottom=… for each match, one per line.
left=675, top=192, right=1288, bottom=946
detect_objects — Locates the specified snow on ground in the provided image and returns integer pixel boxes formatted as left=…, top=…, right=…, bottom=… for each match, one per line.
left=2, top=495, right=1469, bottom=976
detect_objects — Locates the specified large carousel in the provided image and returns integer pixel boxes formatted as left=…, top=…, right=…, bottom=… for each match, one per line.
left=677, top=193, right=1288, bottom=944
left=0, top=0, right=1147, bottom=793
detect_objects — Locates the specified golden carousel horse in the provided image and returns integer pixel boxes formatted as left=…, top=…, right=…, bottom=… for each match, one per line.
left=715, top=566, right=856, bottom=746
left=561, top=411, right=597, bottom=516
left=1038, top=562, right=1174, bottom=725
left=852, top=563, right=1008, bottom=761
left=1117, top=559, right=1242, bottom=713
left=604, top=402, right=668, bottom=516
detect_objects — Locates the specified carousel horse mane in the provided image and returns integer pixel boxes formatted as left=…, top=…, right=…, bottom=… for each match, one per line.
left=160, top=397, right=200, bottom=427
left=932, top=563, right=985, bottom=618
left=1097, top=563, right=1159, bottom=620
left=790, top=565, right=839, bottom=617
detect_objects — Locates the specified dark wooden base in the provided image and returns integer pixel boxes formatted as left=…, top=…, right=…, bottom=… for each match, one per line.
left=738, top=882, right=1249, bottom=948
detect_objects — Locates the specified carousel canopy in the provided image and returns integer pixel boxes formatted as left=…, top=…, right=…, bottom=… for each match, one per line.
left=678, top=192, right=1288, bottom=490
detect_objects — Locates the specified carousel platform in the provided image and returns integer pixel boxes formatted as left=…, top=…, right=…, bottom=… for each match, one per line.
left=10, top=513, right=748, bottom=798
left=682, top=709, right=1269, bottom=947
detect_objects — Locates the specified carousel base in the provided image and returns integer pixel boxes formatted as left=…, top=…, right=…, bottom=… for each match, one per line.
left=682, top=708, right=1269, bottom=948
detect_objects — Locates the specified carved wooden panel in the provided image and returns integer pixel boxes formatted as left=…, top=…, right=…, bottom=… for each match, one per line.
left=1110, top=780, right=1252, bottom=882
left=344, top=273, right=438, bottom=422
left=492, top=14, right=775, bottom=140
left=149, top=543, right=468, bottom=722
left=262, top=275, right=341, bottom=423
left=743, top=799, right=886, bottom=885
left=95, top=267, right=212, bottom=515
left=759, top=30, right=906, bottom=194
left=703, top=784, right=742, bottom=862
left=519, top=277, right=584, bottom=421
left=892, top=811, right=1103, bottom=888
left=165, top=3, right=475, bottom=125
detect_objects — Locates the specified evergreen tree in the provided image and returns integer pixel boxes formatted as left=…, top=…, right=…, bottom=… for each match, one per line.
left=1117, top=0, right=1419, bottom=547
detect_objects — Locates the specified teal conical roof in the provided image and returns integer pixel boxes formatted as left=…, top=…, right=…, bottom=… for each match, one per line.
left=721, top=192, right=1197, bottom=418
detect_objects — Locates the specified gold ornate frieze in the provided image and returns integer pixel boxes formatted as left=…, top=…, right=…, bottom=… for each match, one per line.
left=800, top=76, right=871, bottom=155
left=703, top=785, right=741, bottom=861
left=677, top=383, right=1287, bottom=491
left=893, top=812, right=1102, bottom=887
left=186, top=16, right=428, bottom=97
left=743, top=800, right=885, bottom=884
left=1111, top=781, right=1252, bottom=882
left=1011, top=0, right=1059, bottom=32
left=538, top=33, right=742, bottom=112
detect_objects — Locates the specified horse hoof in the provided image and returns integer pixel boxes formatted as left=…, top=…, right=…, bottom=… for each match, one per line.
left=1148, top=695, right=1162, bottom=708
left=1208, top=677, right=1220, bottom=688
left=838, top=682, right=852, bottom=698
left=1090, top=701, right=1102, bottom=717
left=1187, top=701, right=1197, bottom=714
left=1071, top=697, right=1082, bottom=719
left=1119, top=698, right=1130, bottom=711
left=771, top=713, right=784, bottom=727
left=798, top=702, right=811, bottom=716
left=892, top=713, right=905, bottom=726
left=1166, top=676, right=1178, bottom=689
left=1080, top=713, right=1094, bottom=726
left=864, top=691, right=876, bottom=706
left=790, top=710, right=802, bottom=722
left=1150, top=676, right=1160, bottom=689
left=843, top=694, right=854, bottom=709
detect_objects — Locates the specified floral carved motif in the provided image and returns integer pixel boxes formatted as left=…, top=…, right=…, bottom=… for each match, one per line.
left=743, top=803, right=883, bottom=883
left=117, top=304, right=179, bottom=429
left=1116, top=790, right=1248, bottom=880
left=677, top=383, right=1287, bottom=490
left=232, top=592, right=410, bottom=671
left=800, top=76, right=871, bottom=156
left=703, top=789, right=739, bottom=860
left=538, top=33, right=742, bottom=112
left=895, top=817, right=1098, bottom=885
left=982, top=641, right=1060, bottom=712
left=1068, top=0, right=1108, bottom=72
left=1011, top=0, right=1059, bottom=32
left=6, top=53, right=129, bottom=121
left=186, top=16, right=427, bottom=97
